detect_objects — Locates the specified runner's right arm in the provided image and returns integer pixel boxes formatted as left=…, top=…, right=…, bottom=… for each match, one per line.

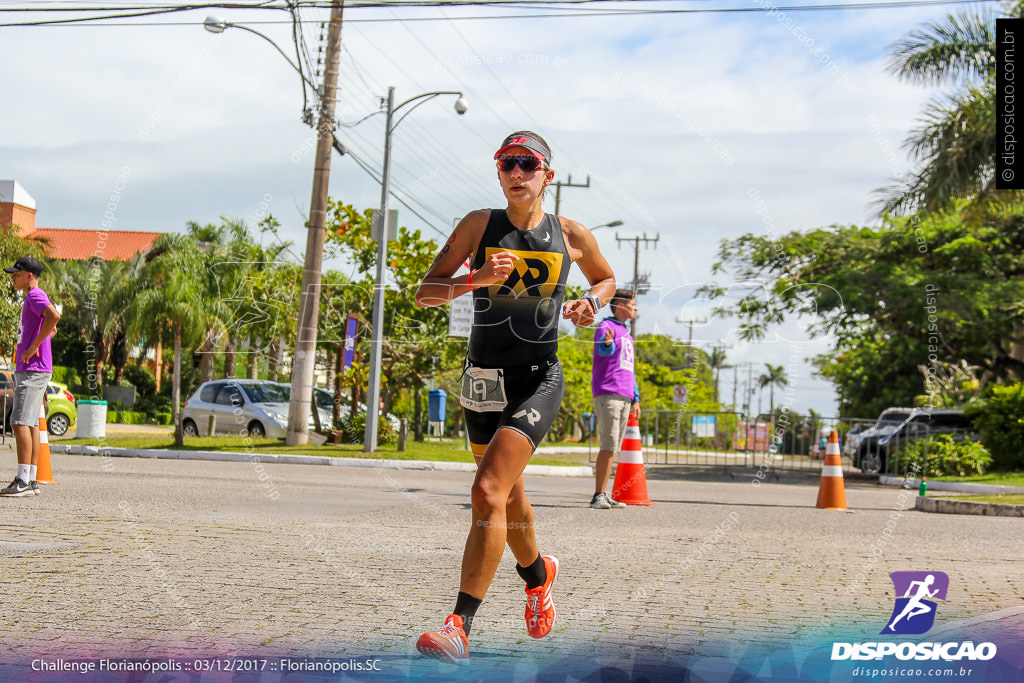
left=415, top=210, right=519, bottom=308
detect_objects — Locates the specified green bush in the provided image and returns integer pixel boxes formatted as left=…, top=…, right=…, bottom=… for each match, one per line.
left=897, top=435, right=992, bottom=477
left=123, top=365, right=157, bottom=397
left=106, top=410, right=147, bottom=425
left=155, top=413, right=173, bottom=425
left=967, top=384, right=1024, bottom=471
left=52, top=366, right=81, bottom=388
left=340, top=410, right=396, bottom=446
left=134, top=394, right=171, bottom=420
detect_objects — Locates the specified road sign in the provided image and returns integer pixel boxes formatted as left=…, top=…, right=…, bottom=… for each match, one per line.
left=672, top=384, right=688, bottom=405
left=448, top=292, right=474, bottom=338
left=692, top=414, right=715, bottom=438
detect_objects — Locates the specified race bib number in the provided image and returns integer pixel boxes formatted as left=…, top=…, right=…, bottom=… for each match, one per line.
left=619, top=335, right=635, bottom=373
left=460, top=367, right=508, bottom=412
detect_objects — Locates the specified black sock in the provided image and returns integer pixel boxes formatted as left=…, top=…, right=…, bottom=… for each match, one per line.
left=516, top=554, right=546, bottom=589
left=453, top=591, right=482, bottom=635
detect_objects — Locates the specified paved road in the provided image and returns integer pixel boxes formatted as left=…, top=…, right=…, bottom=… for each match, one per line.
left=0, top=452, right=1021, bottom=679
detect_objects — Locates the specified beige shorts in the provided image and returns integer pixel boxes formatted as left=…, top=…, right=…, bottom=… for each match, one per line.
left=595, top=394, right=632, bottom=452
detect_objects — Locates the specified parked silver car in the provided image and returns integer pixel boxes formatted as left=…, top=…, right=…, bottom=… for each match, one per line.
left=181, top=380, right=331, bottom=438
left=313, top=387, right=402, bottom=431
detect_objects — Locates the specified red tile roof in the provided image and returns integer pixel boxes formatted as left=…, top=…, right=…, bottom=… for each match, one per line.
left=26, top=228, right=162, bottom=261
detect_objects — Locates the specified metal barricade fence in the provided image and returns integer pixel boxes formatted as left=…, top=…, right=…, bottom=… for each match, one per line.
left=583, top=408, right=874, bottom=474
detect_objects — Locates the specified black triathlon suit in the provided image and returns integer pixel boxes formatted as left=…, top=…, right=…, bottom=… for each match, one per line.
left=463, top=209, right=571, bottom=450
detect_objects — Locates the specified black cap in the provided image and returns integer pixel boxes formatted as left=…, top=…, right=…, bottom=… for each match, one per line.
left=4, top=256, right=43, bottom=276
left=494, top=131, right=551, bottom=163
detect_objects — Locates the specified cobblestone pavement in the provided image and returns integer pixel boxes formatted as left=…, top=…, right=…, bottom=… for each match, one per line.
left=0, top=452, right=1020, bottom=669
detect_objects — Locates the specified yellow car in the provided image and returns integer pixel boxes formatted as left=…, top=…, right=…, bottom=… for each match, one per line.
left=45, top=382, right=78, bottom=436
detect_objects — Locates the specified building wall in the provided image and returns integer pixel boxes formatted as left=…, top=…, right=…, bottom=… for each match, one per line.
left=0, top=202, right=36, bottom=233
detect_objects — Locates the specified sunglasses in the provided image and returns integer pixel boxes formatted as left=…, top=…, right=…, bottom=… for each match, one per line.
left=498, top=154, right=544, bottom=173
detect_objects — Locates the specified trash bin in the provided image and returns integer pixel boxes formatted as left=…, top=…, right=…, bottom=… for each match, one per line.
left=428, top=390, right=447, bottom=423
left=76, top=400, right=107, bottom=438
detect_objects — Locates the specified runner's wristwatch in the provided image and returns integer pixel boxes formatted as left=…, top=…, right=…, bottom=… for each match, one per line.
left=582, top=294, right=600, bottom=313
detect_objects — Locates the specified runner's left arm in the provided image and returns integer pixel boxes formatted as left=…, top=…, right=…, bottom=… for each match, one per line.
left=560, top=218, right=616, bottom=327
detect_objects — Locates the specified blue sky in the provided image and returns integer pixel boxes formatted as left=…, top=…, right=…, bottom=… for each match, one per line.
left=0, top=0, right=998, bottom=416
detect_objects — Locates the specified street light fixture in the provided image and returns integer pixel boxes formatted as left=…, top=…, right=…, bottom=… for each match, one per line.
left=203, top=16, right=318, bottom=93
left=363, top=86, right=467, bottom=453
left=591, top=219, right=623, bottom=232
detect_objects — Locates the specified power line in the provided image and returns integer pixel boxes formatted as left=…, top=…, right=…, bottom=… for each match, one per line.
left=0, top=0, right=999, bottom=28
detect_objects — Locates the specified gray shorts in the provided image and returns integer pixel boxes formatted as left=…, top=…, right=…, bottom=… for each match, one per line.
left=12, top=371, right=51, bottom=427
left=595, top=394, right=632, bottom=452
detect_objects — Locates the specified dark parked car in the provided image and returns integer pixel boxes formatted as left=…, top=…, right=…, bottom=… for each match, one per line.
left=842, top=407, right=914, bottom=459
left=853, top=408, right=979, bottom=474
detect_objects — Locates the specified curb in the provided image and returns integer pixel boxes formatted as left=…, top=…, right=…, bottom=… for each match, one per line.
left=879, top=474, right=1024, bottom=495
left=53, top=444, right=593, bottom=478
left=914, top=496, right=1024, bottom=518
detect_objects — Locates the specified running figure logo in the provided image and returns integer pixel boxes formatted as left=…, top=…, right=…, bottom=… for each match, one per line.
left=882, top=571, right=949, bottom=635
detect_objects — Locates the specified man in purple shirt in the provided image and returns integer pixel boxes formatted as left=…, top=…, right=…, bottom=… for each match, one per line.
left=0, top=256, right=60, bottom=497
left=590, top=289, right=641, bottom=509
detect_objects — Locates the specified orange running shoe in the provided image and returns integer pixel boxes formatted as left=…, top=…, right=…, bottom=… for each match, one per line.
left=524, top=555, right=559, bottom=638
left=416, top=614, right=470, bottom=664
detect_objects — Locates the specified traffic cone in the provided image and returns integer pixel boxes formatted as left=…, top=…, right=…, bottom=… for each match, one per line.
left=815, top=429, right=845, bottom=510
left=612, top=414, right=653, bottom=506
left=36, top=400, right=57, bottom=485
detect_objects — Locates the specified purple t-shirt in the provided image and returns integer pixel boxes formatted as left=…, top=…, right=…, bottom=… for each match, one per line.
left=592, top=317, right=637, bottom=400
left=16, top=286, right=53, bottom=373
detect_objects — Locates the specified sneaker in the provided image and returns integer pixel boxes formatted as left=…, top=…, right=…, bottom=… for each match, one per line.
left=0, top=478, right=32, bottom=497
left=590, top=492, right=611, bottom=509
left=607, top=494, right=627, bottom=509
left=416, top=614, right=469, bottom=665
left=30, top=481, right=40, bottom=496
left=524, top=556, right=559, bottom=638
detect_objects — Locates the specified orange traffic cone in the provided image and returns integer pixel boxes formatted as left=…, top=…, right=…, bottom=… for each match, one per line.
left=815, top=429, right=845, bottom=510
left=612, top=414, right=653, bottom=506
left=36, top=400, right=57, bottom=485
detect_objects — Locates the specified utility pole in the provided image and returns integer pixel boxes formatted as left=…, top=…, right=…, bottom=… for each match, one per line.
left=552, top=174, right=590, bottom=215
left=615, top=232, right=659, bottom=337
left=286, top=0, right=344, bottom=446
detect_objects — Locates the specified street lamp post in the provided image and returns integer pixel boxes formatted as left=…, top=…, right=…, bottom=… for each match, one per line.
left=203, top=6, right=344, bottom=447
left=363, top=87, right=467, bottom=453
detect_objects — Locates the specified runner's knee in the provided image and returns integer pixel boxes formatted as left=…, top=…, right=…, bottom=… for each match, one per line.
left=471, top=477, right=509, bottom=516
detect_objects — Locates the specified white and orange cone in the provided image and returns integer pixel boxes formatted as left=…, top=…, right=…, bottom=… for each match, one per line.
left=612, top=414, right=653, bottom=506
left=36, top=400, right=57, bottom=485
left=815, top=429, right=845, bottom=510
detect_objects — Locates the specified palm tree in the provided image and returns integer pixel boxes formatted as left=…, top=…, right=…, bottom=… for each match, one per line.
left=879, top=4, right=1023, bottom=215
left=757, top=363, right=788, bottom=419
left=185, top=218, right=295, bottom=383
left=706, top=346, right=728, bottom=405
left=129, top=234, right=210, bottom=446
left=54, top=258, right=140, bottom=385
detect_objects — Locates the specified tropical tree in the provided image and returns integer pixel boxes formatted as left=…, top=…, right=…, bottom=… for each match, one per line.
left=129, top=234, right=210, bottom=446
left=323, top=200, right=463, bottom=432
left=192, top=217, right=296, bottom=381
left=706, top=346, right=728, bottom=405
left=703, top=202, right=1024, bottom=417
left=879, top=3, right=1023, bottom=215
left=757, top=363, right=788, bottom=419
